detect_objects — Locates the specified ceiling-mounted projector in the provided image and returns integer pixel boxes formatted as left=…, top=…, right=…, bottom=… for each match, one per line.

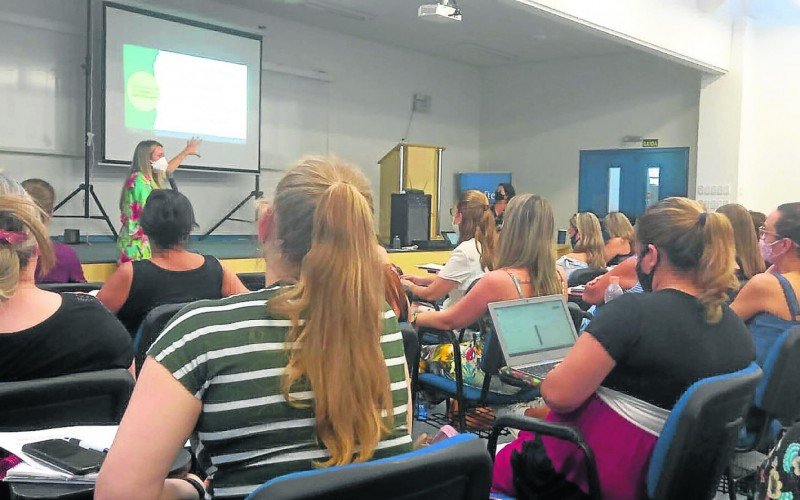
left=418, top=0, right=462, bottom=22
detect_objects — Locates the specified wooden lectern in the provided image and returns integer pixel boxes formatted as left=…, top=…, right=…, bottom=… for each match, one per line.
left=378, top=143, right=445, bottom=244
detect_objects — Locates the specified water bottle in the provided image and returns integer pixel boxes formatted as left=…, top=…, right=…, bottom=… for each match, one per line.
left=392, top=235, right=401, bottom=250
left=416, top=401, right=428, bottom=421
left=604, top=276, right=624, bottom=303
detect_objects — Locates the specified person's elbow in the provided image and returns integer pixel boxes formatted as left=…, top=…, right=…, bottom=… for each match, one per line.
left=541, top=377, right=585, bottom=414
left=95, top=473, right=139, bottom=500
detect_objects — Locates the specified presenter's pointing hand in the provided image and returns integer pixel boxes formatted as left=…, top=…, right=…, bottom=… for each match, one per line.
left=185, top=137, right=202, bottom=157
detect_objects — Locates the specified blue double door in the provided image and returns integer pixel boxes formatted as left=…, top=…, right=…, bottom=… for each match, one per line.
left=578, top=147, right=689, bottom=220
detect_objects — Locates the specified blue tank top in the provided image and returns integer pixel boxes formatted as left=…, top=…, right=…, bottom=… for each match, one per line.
left=747, top=273, right=800, bottom=367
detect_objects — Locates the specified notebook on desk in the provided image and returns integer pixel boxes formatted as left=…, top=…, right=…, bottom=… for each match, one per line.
left=488, top=294, right=579, bottom=382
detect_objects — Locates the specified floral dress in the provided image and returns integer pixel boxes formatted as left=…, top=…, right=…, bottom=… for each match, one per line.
left=759, top=423, right=800, bottom=499
left=117, top=172, right=158, bottom=264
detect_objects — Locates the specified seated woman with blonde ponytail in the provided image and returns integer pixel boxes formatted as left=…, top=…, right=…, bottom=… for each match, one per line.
left=96, top=157, right=412, bottom=500
left=401, top=189, right=498, bottom=307
left=0, top=175, right=132, bottom=382
left=492, top=197, right=755, bottom=499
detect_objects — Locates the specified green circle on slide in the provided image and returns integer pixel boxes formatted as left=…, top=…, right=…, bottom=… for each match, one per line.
left=127, top=71, right=160, bottom=111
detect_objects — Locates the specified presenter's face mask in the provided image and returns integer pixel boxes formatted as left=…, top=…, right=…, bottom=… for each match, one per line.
left=151, top=156, right=169, bottom=172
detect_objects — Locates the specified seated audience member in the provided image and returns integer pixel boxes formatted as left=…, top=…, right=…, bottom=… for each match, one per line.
left=492, top=197, right=754, bottom=499
left=718, top=203, right=766, bottom=286
left=20, top=178, right=86, bottom=283
left=95, top=157, right=412, bottom=500
left=582, top=256, right=640, bottom=305
left=731, top=202, right=800, bottom=366
left=413, top=194, right=566, bottom=391
left=603, top=212, right=634, bottom=265
left=401, top=190, right=497, bottom=307
left=97, top=190, right=246, bottom=336
left=751, top=210, right=767, bottom=239
left=493, top=182, right=515, bottom=229
left=557, top=212, right=606, bottom=279
left=0, top=175, right=131, bottom=381
left=758, top=420, right=800, bottom=499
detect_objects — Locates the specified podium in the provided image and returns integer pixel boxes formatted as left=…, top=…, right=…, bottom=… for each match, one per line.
left=378, top=143, right=444, bottom=243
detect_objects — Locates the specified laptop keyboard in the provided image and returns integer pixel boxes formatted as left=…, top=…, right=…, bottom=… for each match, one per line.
left=518, top=361, right=560, bottom=380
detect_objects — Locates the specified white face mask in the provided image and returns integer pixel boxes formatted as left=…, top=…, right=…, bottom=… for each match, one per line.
left=151, top=156, right=169, bottom=172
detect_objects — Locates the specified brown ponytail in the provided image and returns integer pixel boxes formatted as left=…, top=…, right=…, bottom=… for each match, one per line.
left=637, top=197, right=737, bottom=323
left=268, top=157, right=393, bottom=467
left=697, top=211, right=738, bottom=322
left=0, top=195, right=55, bottom=301
left=456, top=190, right=498, bottom=271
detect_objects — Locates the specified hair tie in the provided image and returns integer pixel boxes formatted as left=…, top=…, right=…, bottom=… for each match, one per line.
left=0, top=229, right=26, bottom=245
left=698, top=212, right=707, bottom=226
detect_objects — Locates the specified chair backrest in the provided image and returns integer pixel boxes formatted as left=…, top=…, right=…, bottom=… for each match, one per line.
left=37, top=282, right=103, bottom=293
left=646, top=362, right=762, bottom=500
left=245, top=433, right=492, bottom=500
left=134, top=302, right=189, bottom=374
left=754, top=326, right=800, bottom=423
left=568, top=267, right=606, bottom=287
left=0, top=369, right=135, bottom=431
left=238, top=272, right=265, bottom=291
left=567, top=302, right=592, bottom=333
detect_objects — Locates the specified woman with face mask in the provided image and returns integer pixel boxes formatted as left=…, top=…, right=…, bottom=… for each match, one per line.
left=731, top=202, right=800, bottom=366
left=117, top=138, right=201, bottom=264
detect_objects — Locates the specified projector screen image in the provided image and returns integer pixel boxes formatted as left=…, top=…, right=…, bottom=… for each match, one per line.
left=123, top=44, right=247, bottom=143
left=105, top=5, right=262, bottom=172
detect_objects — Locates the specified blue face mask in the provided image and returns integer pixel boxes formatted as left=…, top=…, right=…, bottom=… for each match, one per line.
left=452, top=217, right=460, bottom=238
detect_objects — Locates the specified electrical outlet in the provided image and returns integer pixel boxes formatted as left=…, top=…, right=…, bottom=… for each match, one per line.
left=412, top=93, right=431, bottom=113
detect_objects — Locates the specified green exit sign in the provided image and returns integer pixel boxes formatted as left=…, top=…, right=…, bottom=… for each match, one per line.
left=642, top=139, right=659, bottom=148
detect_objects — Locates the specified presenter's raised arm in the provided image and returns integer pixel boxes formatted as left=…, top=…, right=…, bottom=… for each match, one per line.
left=167, top=137, right=202, bottom=173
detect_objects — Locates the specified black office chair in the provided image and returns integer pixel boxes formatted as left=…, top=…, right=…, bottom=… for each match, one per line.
left=488, top=362, right=762, bottom=500
left=0, top=369, right=134, bottom=431
left=245, top=433, right=492, bottom=500
left=238, top=272, right=266, bottom=291
left=416, top=313, right=539, bottom=434
left=567, top=302, right=592, bottom=332
left=36, top=282, right=102, bottom=293
left=567, top=268, right=606, bottom=288
left=726, top=326, right=800, bottom=498
left=133, top=302, right=189, bottom=375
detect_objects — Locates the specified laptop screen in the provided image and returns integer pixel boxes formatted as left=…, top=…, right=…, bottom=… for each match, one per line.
left=492, top=298, right=576, bottom=358
left=441, top=231, right=458, bottom=245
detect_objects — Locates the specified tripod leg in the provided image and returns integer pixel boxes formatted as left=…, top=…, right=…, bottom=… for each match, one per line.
left=89, top=185, right=118, bottom=239
left=53, top=184, right=87, bottom=212
left=201, top=191, right=257, bottom=239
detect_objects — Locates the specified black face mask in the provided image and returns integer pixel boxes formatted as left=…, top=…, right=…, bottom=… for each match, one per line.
left=494, top=191, right=505, bottom=202
left=569, top=234, right=579, bottom=247
left=635, top=250, right=657, bottom=292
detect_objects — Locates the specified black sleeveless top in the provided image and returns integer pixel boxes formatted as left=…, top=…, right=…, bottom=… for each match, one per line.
left=117, top=255, right=224, bottom=335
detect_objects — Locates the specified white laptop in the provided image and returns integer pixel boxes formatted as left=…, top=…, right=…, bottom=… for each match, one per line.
left=487, top=295, right=579, bottom=381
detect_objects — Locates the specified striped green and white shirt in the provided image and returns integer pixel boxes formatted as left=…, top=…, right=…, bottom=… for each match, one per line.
left=148, top=282, right=412, bottom=499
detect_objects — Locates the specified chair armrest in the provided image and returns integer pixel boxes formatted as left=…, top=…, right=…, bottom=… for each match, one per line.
left=488, top=414, right=602, bottom=500
left=417, top=327, right=458, bottom=345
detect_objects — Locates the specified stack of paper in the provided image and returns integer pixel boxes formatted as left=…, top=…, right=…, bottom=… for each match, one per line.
left=0, top=425, right=117, bottom=484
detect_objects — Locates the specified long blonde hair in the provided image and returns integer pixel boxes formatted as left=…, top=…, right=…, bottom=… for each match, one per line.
left=637, top=197, right=737, bottom=323
left=717, top=203, right=766, bottom=279
left=604, top=212, right=634, bottom=243
left=0, top=176, right=54, bottom=300
left=496, top=194, right=562, bottom=296
left=267, top=156, right=393, bottom=467
left=572, top=212, right=606, bottom=268
left=456, top=190, right=498, bottom=271
left=119, top=140, right=165, bottom=210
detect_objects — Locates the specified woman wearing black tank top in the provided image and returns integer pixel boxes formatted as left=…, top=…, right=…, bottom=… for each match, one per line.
left=98, top=190, right=247, bottom=336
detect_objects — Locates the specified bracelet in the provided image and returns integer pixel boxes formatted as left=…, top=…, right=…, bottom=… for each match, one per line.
left=410, top=311, right=419, bottom=326
left=182, top=476, right=206, bottom=499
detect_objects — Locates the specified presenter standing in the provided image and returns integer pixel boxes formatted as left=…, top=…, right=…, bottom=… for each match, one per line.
left=117, top=138, right=201, bottom=264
